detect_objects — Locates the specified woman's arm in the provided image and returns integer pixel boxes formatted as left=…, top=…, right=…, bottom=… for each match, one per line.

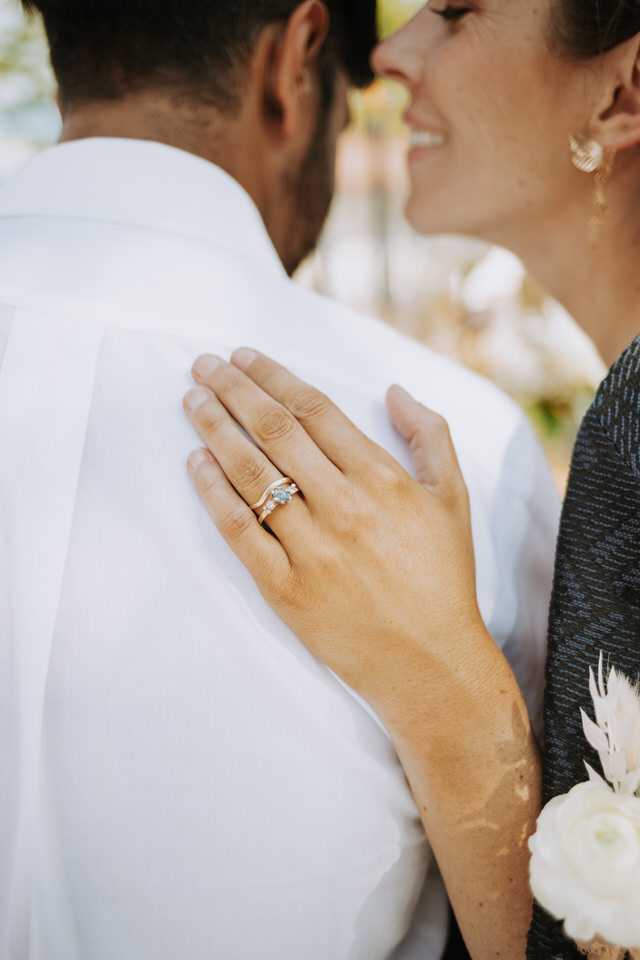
left=183, top=349, right=542, bottom=960
left=376, top=624, right=540, bottom=960
left=380, top=385, right=541, bottom=960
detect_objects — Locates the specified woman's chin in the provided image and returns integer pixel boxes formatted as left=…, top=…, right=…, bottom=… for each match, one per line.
left=405, top=194, right=492, bottom=245
left=404, top=195, right=459, bottom=238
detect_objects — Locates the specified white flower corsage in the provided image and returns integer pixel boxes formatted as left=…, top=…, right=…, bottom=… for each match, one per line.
left=529, top=654, right=640, bottom=949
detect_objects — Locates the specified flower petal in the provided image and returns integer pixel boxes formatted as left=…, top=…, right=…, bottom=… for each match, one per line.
left=615, top=718, right=640, bottom=751
left=621, top=768, right=640, bottom=797
left=584, top=761, right=608, bottom=788
left=610, top=749, right=629, bottom=784
left=582, top=709, right=609, bottom=755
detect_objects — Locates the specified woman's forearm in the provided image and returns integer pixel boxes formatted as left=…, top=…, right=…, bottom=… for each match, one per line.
left=375, top=626, right=542, bottom=960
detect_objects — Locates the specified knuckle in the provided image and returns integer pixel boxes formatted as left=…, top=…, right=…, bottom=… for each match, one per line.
left=372, top=459, right=404, bottom=491
left=195, top=404, right=224, bottom=436
left=436, top=460, right=468, bottom=507
left=215, top=363, right=244, bottom=396
left=361, top=455, right=407, bottom=500
left=256, top=407, right=298, bottom=444
left=332, top=499, right=364, bottom=535
left=196, top=467, right=222, bottom=499
left=276, top=567, right=308, bottom=609
left=288, top=387, right=333, bottom=423
left=324, top=478, right=369, bottom=532
left=431, top=412, right=452, bottom=440
left=255, top=360, right=279, bottom=389
left=234, top=453, right=270, bottom=489
left=411, top=413, right=450, bottom=455
left=220, top=509, right=255, bottom=541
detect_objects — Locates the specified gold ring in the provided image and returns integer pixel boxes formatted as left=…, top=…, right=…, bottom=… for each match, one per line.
left=256, top=482, right=300, bottom=526
left=251, top=477, right=294, bottom=511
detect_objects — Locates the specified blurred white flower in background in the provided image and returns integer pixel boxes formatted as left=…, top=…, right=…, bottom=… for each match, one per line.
left=459, top=248, right=605, bottom=403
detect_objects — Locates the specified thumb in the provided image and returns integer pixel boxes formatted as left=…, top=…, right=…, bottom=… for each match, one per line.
left=386, top=384, right=455, bottom=487
left=385, top=385, right=421, bottom=440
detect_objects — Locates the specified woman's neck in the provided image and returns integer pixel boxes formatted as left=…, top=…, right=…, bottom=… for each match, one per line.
left=500, top=170, right=640, bottom=369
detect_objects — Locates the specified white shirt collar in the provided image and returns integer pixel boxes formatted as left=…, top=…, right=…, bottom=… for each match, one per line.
left=0, top=137, right=286, bottom=279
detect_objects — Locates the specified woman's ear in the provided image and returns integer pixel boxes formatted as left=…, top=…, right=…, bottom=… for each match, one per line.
left=260, top=0, right=330, bottom=141
left=590, top=35, right=640, bottom=152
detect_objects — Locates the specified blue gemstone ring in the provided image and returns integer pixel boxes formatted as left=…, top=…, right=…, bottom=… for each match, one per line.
left=252, top=477, right=300, bottom=526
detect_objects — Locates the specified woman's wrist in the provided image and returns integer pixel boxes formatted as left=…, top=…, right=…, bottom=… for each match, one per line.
left=367, top=615, right=501, bottom=731
left=372, top=621, right=540, bottom=822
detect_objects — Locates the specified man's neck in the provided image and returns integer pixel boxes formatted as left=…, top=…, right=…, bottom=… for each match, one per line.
left=59, top=94, right=311, bottom=276
left=62, top=96, right=237, bottom=169
left=60, top=93, right=271, bottom=235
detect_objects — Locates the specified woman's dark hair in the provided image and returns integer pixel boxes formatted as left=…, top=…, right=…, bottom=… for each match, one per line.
left=21, top=0, right=377, bottom=109
left=552, top=0, right=640, bottom=58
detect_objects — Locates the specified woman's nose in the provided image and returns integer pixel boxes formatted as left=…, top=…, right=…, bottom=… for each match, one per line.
left=370, top=19, right=425, bottom=87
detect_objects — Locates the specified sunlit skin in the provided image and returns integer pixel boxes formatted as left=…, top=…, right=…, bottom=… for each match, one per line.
left=181, top=2, right=640, bottom=959
left=376, top=0, right=580, bottom=241
left=373, top=0, right=640, bottom=366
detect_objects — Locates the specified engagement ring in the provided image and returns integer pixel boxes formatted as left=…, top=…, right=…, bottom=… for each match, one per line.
left=252, top=477, right=300, bottom=526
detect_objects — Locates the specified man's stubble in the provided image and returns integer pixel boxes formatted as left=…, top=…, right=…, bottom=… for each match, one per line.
left=279, top=67, right=346, bottom=276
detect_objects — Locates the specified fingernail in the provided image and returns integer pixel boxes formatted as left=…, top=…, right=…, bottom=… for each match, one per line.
left=184, top=387, right=210, bottom=412
left=187, top=448, right=213, bottom=473
left=390, top=384, right=413, bottom=401
left=232, top=348, right=258, bottom=370
left=192, top=354, right=223, bottom=380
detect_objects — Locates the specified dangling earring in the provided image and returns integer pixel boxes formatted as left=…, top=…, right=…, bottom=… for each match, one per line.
left=569, top=134, right=616, bottom=254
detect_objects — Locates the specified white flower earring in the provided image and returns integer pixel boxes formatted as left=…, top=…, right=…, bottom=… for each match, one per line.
left=569, top=134, right=616, bottom=253
left=569, top=134, right=605, bottom=173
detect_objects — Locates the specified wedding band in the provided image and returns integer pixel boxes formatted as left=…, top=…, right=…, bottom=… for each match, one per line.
left=256, top=481, right=300, bottom=526
left=251, top=477, right=295, bottom=511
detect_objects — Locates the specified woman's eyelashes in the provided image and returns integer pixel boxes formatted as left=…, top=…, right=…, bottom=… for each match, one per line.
left=430, top=5, right=472, bottom=21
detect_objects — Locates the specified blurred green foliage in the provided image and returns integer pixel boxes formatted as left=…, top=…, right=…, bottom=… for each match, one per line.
left=0, top=2, right=52, bottom=96
left=0, top=0, right=54, bottom=148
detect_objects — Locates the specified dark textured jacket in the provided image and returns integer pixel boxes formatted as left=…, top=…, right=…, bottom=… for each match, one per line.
left=527, top=335, right=640, bottom=959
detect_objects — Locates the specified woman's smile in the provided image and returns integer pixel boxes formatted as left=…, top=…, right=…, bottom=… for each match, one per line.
left=372, top=0, right=598, bottom=247
left=407, top=128, right=449, bottom=166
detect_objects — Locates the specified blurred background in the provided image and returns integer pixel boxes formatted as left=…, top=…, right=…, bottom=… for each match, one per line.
left=0, top=0, right=606, bottom=490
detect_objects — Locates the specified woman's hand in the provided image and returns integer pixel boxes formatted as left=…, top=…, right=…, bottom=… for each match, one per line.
left=183, top=348, right=542, bottom=960
left=183, top=347, right=484, bottom=711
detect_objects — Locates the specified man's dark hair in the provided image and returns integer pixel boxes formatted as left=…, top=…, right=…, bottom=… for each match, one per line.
left=21, top=0, right=378, bottom=110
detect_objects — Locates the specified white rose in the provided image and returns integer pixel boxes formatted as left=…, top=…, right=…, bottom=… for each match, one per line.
left=529, top=781, right=640, bottom=948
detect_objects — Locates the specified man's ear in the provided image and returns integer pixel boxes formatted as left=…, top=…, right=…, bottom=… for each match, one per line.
left=590, top=35, right=640, bottom=152
left=261, top=0, right=330, bottom=141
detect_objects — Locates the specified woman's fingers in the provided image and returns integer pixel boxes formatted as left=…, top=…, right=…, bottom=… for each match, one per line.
left=183, top=385, right=308, bottom=535
left=228, top=348, right=392, bottom=476
left=386, top=385, right=464, bottom=492
left=183, top=356, right=481, bottom=720
left=186, top=448, right=291, bottom=585
left=190, top=355, right=341, bottom=498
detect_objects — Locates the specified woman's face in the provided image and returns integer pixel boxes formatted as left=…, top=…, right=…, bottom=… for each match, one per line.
left=372, top=0, right=596, bottom=246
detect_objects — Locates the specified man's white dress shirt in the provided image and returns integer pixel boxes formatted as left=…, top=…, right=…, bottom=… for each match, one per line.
left=0, top=139, right=560, bottom=960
